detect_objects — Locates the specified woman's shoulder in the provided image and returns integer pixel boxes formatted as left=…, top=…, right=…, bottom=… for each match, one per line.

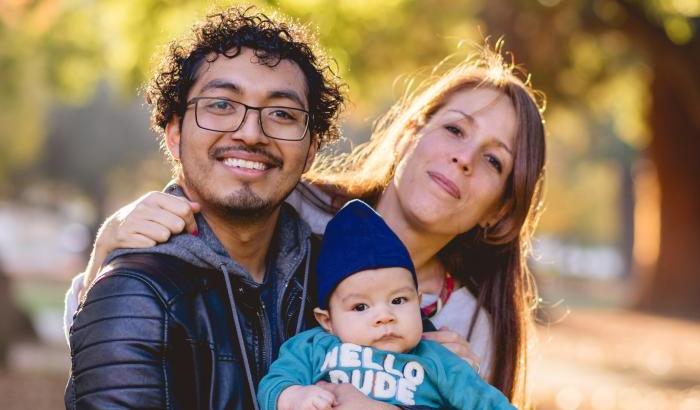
left=430, top=287, right=492, bottom=338
left=285, top=182, right=336, bottom=234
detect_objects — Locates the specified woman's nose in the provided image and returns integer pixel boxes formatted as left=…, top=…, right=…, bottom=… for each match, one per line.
left=451, top=148, right=475, bottom=174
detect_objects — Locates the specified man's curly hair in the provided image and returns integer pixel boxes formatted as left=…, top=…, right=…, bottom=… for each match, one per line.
left=144, top=5, right=345, bottom=148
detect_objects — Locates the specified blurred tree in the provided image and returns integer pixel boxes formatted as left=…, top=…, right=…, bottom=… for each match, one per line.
left=613, top=1, right=700, bottom=319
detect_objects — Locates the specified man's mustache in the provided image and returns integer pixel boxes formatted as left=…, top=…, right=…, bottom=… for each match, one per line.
left=210, top=145, right=284, bottom=168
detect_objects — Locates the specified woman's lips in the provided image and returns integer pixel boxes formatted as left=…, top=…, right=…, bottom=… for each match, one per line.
left=427, top=171, right=461, bottom=199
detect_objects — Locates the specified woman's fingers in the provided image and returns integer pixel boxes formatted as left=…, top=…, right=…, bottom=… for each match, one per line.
left=124, top=233, right=158, bottom=249
left=149, top=192, right=201, bottom=235
left=117, top=192, right=199, bottom=238
left=123, top=220, right=176, bottom=245
left=422, top=328, right=461, bottom=343
left=442, top=342, right=480, bottom=364
left=138, top=205, right=188, bottom=236
left=82, top=191, right=199, bottom=296
left=423, top=328, right=481, bottom=373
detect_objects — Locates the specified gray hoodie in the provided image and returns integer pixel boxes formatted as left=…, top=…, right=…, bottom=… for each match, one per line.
left=103, top=182, right=314, bottom=410
left=105, top=182, right=313, bottom=303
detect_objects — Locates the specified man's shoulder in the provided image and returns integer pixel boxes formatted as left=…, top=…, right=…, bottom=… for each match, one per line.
left=94, top=253, right=206, bottom=305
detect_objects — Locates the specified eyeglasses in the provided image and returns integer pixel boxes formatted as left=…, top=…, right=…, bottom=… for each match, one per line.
left=186, top=97, right=311, bottom=141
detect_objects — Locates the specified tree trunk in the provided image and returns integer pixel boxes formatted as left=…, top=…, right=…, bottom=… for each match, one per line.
left=637, top=59, right=700, bottom=318
left=608, top=2, right=700, bottom=319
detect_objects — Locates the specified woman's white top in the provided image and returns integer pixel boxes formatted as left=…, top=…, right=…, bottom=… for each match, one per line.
left=424, top=287, right=494, bottom=379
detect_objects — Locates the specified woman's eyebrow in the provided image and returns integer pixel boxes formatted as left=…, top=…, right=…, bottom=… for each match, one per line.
left=447, top=109, right=476, bottom=125
left=493, top=140, right=513, bottom=156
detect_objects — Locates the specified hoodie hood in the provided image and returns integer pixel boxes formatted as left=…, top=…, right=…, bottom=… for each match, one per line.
left=105, top=182, right=312, bottom=286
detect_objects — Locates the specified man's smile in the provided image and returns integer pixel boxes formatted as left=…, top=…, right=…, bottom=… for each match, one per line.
left=222, top=157, right=269, bottom=171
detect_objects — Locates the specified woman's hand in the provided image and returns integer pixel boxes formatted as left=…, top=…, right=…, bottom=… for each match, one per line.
left=422, top=326, right=482, bottom=375
left=80, top=191, right=200, bottom=298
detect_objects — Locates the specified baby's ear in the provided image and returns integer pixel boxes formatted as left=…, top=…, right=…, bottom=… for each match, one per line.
left=313, top=307, right=333, bottom=334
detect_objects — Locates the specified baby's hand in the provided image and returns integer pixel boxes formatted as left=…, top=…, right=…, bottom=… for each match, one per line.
left=278, top=385, right=336, bottom=410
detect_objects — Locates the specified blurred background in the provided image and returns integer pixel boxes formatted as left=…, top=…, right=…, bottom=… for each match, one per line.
left=1, top=0, right=699, bottom=409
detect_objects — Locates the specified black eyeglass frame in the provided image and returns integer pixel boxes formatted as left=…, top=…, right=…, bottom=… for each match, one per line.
left=185, top=96, right=311, bottom=141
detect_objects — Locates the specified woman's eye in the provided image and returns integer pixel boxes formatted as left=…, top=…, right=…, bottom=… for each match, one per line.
left=444, top=125, right=462, bottom=137
left=391, top=297, right=407, bottom=305
left=486, top=155, right=503, bottom=173
left=352, top=304, right=368, bottom=312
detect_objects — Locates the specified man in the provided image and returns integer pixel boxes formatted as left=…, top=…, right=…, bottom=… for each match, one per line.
left=63, top=6, right=363, bottom=410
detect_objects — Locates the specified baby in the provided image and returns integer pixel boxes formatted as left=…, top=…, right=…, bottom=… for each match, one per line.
left=257, top=200, right=515, bottom=410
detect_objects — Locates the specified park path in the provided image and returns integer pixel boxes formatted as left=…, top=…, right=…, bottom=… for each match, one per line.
left=530, top=309, right=700, bottom=409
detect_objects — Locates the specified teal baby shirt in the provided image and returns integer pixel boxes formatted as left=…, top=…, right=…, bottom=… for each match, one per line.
left=257, top=327, right=515, bottom=410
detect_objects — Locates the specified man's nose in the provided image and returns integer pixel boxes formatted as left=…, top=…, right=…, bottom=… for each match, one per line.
left=231, top=109, right=269, bottom=145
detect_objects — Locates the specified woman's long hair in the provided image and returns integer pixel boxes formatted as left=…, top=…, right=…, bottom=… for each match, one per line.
left=306, top=42, right=547, bottom=407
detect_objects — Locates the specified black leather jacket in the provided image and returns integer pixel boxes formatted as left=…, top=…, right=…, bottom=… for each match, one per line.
left=64, top=249, right=319, bottom=410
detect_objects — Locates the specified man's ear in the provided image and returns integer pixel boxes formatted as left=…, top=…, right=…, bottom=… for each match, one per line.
left=164, top=116, right=182, bottom=161
left=313, top=307, right=333, bottom=334
left=302, top=137, right=319, bottom=174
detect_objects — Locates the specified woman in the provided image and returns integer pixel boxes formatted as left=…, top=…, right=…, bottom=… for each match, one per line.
left=65, top=46, right=546, bottom=407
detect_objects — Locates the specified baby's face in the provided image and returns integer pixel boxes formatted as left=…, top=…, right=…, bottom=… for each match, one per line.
left=320, top=267, right=422, bottom=353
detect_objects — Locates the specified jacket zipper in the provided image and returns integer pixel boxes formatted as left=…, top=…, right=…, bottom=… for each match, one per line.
left=282, top=284, right=298, bottom=338
left=258, top=301, right=272, bottom=375
left=275, top=241, right=308, bottom=341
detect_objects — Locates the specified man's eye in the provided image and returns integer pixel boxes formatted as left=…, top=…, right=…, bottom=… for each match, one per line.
left=352, top=304, right=368, bottom=312
left=391, top=297, right=407, bottom=305
left=266, top=108, right=302, bottom=124
left=207, top=100, right=235, bottom=111
left=271, top=109, right=295, bottom=120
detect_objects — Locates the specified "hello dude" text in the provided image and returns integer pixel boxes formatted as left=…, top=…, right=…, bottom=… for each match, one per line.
left=320, top=343, right=425, bottom=405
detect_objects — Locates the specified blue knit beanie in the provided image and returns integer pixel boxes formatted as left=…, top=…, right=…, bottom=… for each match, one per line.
left=316, top=199, right=417, bottom=309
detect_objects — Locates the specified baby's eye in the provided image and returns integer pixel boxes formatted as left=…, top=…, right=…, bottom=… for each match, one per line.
left=391, top=297, right=407, bottom=305
left=352, top=303, right=368, bottom=312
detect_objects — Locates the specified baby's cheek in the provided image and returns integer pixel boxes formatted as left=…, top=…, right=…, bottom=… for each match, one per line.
left=334, top=321, right=370, bottom=345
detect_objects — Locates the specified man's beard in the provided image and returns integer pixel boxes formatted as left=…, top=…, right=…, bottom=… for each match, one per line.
left=178, top=140, right=300, bottom=223
left=214, top=183, right=277, bottom=222
left=188, top=175, right=284, bottom=223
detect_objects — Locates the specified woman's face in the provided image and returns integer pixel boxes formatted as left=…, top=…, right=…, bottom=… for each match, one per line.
left=390, top=87, right=517, bottom=236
